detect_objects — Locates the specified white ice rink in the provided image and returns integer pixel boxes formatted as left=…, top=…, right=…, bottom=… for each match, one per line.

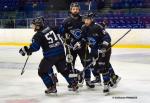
left=0, top=46, right=150, bottom=103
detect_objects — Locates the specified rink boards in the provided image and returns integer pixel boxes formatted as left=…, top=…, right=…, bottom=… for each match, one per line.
left=0, top=29, right=150, bottom=48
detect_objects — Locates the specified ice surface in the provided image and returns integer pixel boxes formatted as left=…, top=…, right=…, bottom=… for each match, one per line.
left=0, top=46, right=150, bottom=103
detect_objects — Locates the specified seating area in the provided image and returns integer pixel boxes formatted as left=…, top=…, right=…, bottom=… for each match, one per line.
left=0, top=0, right=149, bottom=28
left=0, top=11, right=149, bottom=28
left=23, top=0, right=48, bottom=11
left=97, top=14, right=150, bottom=28
left=0, top=0, right=48, bottom=11
left=39, top=12, right=150, bottom=28
left=111, top=0, right=150, bottom=9
left=0, top=0, right=19, bottom=11
left=0, top=0, right=149, bottom=11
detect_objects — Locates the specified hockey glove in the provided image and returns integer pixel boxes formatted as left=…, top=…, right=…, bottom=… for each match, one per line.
left=19, top=46, right=32, bottom=56
left=98, top=41, right=109, bottom=57
left=73, top=42, right=81, bottom=50
left=98, top=48, right=106, bottom=54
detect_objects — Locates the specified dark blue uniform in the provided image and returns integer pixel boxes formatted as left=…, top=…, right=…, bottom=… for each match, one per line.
left=28, top=26, right=76, bottom=88
left=81, top=21, right=111, bottom=84
left=62, top=15, right=83, bottom=46
left=29, top=27, right=65, bottom=58
left=61, top=14, right=91, bottom=80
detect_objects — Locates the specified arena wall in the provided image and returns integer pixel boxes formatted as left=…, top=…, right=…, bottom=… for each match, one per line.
left=0, top=29, right=150, bottom=48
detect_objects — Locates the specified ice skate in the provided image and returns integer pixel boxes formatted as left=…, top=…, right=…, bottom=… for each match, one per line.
left=45, top=85, right=57, bottom=95
left=91, top=76, right=102, bottom=86
left=86, top=80, right=95, bottom=88
left=103, top=83, right=110, bottom=96
left=110, top=75, right=121, bottom=88
left=68, top=82, right=79, bottom=92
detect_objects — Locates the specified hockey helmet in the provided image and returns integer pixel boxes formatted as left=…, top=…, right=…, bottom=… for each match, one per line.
left=83, top=11, right=95, bottom=19
left=70, top=2, right=80, bottom=10
left=32, top=16, right=45, bottom=27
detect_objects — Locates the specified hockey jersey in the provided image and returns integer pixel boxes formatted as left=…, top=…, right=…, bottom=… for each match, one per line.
left=29, top=26, right=65, bottom=58
left=81, top=21, right=111, bottom=51
left=60, top=14, right=84, bottom=46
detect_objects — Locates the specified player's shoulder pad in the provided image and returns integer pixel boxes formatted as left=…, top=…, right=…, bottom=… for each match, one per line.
left=81, top=24, right=86, bottom=29
left=42, top=27, right=51, bottom=34
left=78, top=14, right=82, bottom=19
left=81, top=24, right=87, bottom=31
left=94, top=22, right=104, bottom=30
left=32, top=32, right=40, bottom=39
left=63, top=16, right=72, bottom=24
left=92, top=22, right=108, bottom=35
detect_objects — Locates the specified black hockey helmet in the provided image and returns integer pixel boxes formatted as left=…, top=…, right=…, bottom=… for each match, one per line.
left=32, top=16, right=45, bottom=27
left=70, top=2, right=80, bottom=10
left=83, top=11, right=95, bottom=19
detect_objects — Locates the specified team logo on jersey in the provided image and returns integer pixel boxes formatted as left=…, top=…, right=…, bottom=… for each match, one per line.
left=70, top=29, right=82, bottom=39
left=87, top=37, right=96, bottom=46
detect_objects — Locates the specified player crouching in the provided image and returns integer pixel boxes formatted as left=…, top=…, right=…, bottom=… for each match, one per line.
left=19, top=17, right=78, bottom=95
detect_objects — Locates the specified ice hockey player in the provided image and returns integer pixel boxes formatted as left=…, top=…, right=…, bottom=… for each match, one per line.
left=19, top=17, right=78, bottom=94
left=81, top=12, right=119, bottom=95
left=61, top=2, right=95, bottom=88
left=91, top=20, right=121, bottom=87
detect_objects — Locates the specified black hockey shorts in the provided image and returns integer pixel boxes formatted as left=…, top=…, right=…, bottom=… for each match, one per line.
left=38, top=55, right=69, bottom=77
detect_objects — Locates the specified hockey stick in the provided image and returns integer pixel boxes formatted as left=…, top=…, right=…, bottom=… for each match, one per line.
left=21, top=56, right=29, bottom=75
left=88, top=0, right=91, bottom=11
left=64, top=43, right=80, bottom=51
left=81, top=29, right=132, bottom=73
left=107, top=29, right=131, bottom=51
left=63, top=34, right=78, bottom=77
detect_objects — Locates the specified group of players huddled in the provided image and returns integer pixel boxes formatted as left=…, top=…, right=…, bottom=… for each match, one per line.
left=19, top=2, right=121, bottom=95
